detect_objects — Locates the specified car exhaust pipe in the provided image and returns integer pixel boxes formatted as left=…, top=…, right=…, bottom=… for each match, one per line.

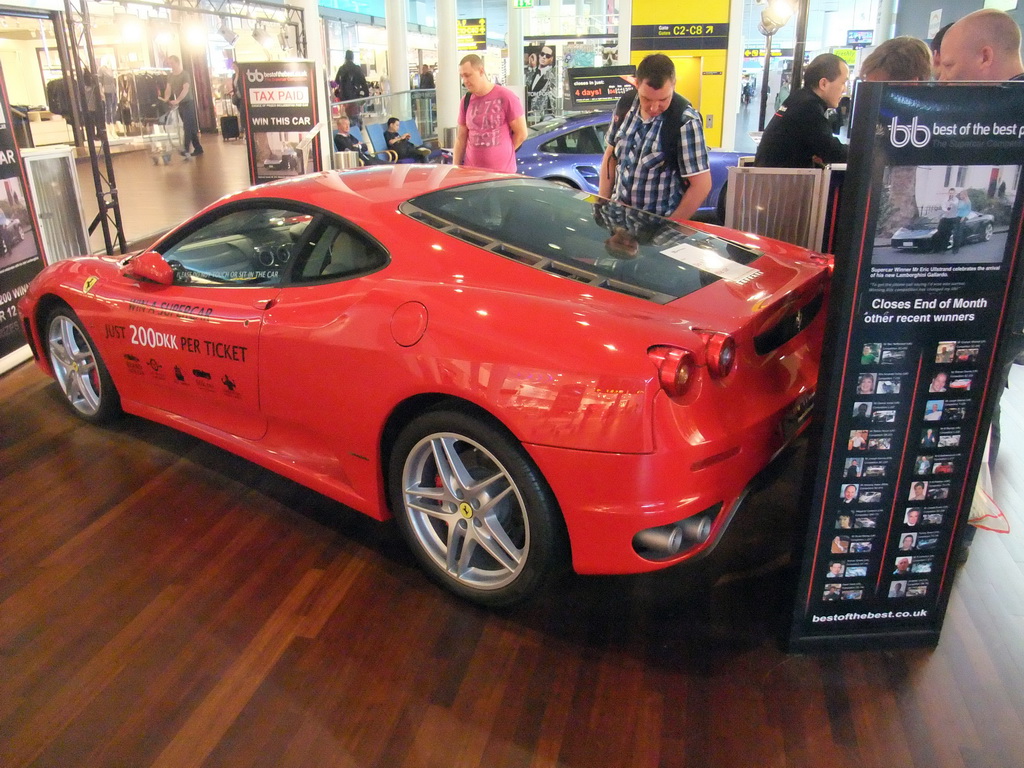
left=633, top=523, right=685, bottom=556
left=632, top=513, right=713, bottom=558
left=679, top=513, right=713, bottom=545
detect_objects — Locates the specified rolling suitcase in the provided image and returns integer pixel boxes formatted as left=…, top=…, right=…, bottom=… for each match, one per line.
left=220, top=114, right=240, bottom=140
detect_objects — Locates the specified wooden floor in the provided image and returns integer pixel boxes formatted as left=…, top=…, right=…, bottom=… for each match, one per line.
left=2, top=363, right=1023, bottom=768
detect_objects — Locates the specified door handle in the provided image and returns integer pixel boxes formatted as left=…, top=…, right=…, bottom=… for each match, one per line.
left=253, top=298, right=275, bottom=310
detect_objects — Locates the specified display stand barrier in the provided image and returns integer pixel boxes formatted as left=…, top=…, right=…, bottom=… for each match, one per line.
left=21, top=146, right=90, bottom=264
left=0, top=62, right=45, bottom=373
left=725, top=165, right=832, bottom=250
left=788, top=81, right=1024, bottom=651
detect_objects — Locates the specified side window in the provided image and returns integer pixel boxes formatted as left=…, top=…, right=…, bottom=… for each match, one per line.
left=293, top=222, right=387, bottom=282
left=540, top=125, right=607, bottom=155
left=161, top=207, right=314, bottom=286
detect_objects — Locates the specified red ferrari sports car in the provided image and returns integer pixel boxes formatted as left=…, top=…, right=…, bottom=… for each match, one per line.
left=18, top=166, right=830, bottom=605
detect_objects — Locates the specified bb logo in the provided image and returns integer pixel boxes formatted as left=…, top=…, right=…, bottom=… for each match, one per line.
left=245, top=70, right=265, bottom=83
left=889, top=116, right=931, bottom=148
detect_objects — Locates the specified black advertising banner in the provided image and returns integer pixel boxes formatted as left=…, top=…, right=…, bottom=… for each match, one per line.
left=567, top=66, right=635, bottom=108
left=238, top=61, right=322, bottom=186
left=789, top=82, right=1024, bottom=650
left=0, top=62, right=43, bottom=360
left=457, top=18, right=487, bottom=52
left=631, top=23, right=729, bottom=52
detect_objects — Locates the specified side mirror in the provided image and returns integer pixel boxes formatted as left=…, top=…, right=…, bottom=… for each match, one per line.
left=124, top=250, right=174, bottom=285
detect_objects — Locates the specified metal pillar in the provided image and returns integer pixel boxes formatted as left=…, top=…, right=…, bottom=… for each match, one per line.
left=790, top=0, right=811, bottom=99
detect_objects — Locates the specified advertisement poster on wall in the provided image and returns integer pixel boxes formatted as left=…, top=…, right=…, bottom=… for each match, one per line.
left=567, top=65, right=636, bottom=109
left=789, top=82, right=1024, bottom=650
left=524, top=43, right=558, bottom=122
left=0, top=62, right=44, bottom=365
left=237, top=61, right=322, bottom=186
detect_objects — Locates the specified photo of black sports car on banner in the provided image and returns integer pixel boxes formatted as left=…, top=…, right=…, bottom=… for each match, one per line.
left=874, top=162, right=1015, bottom=265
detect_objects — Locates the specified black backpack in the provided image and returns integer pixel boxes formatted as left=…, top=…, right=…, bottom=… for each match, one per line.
left=609, top=90, right=692, bottom=172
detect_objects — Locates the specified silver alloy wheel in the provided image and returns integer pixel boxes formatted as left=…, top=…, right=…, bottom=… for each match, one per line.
left=401, top=431, right=530, bottom=592
left=983, top=223, right=993, bottom=241
left=48, top=314, right=103, bottom=417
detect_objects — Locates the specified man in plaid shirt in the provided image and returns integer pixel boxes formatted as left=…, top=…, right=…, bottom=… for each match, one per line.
left=598, top=54, right=711, bottom=222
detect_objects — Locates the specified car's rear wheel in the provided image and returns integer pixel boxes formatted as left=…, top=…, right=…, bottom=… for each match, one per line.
left=388, top=410, right=565, bottom=606
left=983, top=222, right=993, bottom=242
left=45, top=307, right=121, bottom=423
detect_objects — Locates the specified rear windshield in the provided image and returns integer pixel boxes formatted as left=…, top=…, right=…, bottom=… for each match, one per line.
left=402, top=179, right=762, bottom=304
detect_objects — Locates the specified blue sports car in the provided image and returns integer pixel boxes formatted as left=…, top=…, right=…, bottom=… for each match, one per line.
left=516, top=111, right=746, bottom=223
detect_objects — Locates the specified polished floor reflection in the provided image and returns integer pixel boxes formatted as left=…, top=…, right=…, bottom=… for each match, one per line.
left=1, top=350, right=1022, bottom=766
left=75, top=133, right=252, bottom=253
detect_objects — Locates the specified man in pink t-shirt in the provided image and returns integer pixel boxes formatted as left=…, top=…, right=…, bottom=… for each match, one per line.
left=455, top=54, right=528, bottom=173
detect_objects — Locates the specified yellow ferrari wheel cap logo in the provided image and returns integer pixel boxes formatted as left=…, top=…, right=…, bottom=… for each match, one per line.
left=459, top=502, right=474, bottom=519
left=83, top=277, right=98, bottom=294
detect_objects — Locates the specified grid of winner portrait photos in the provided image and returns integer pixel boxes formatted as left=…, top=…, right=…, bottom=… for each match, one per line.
left=823, top=337, right=983, bottom=604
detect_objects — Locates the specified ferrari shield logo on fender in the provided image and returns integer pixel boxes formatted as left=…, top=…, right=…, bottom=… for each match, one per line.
left=83, top=277, right=98, bottom=294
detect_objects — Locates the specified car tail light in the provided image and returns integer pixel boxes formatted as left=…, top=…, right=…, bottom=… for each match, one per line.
left=704, top=333, right=736, bottom=378
left=648, top=346, right=695, bottom=397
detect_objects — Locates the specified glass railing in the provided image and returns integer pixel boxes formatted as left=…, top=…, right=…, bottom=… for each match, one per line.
left=331, top=88, right=438, bottom=142
left=330, top=87, right=590, bottom=146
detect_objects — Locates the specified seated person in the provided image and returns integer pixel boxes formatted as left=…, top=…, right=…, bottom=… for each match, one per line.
left=333, top=115, right=386, bottom=165
left=383, top=116, right=431, bottom=162
left=755, top=53, right=850, bottom=169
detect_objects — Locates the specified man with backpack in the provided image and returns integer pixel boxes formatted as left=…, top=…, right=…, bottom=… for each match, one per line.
left=599, top=54, right=711, bottom=223
left=335, top=50, right=370, bottom=124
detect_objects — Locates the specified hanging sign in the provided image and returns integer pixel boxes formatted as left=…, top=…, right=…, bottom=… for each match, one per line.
left=631, top=23, right=730, bottom=51
left=237, top=61, right=322, bottom=186
left=789, top=82, right=1024, bottom=650
left=0, top=61, right=44, bottom=364
left=457, top=19, right=487, bottom=52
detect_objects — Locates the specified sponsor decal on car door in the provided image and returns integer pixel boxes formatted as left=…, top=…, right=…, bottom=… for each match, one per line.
left=96, top=280, right=275, bottom=440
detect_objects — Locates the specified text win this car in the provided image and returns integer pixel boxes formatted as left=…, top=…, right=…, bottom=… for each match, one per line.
left=19, top=166, right=830, bottom=605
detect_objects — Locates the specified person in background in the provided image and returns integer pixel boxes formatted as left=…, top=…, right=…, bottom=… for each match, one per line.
left=860, top=36, right=932, bottom=82
left=754, top=53, right=849, bottom=168
left=938, top=9, right=1024, bottom=82
left=383, top=117, right=431, bottom=162
left=599, top=53, right=711, bottom=222
left=333, top=115, right=385, bottom=165
left=335, top=50, right=370, bottom=124
left=161, top=55, right=203, bottom=157
left=939, top=8, right=1024, bottom=486
left=418, top=65, right=435, bottom=90
left=774, top=72, right=790, bottom=111
left=929, top=23, right=954, bottom=79
left=454, top=54, right=527, bottom=173
left=81, top=67, right=106, bottom=135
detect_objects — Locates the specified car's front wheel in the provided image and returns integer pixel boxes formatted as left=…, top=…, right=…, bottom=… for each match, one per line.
left=983, top=222, right=994, bottom=242
left=45, top=307, right=121, bottom=423
left=388, top=410, right=565, bottom=606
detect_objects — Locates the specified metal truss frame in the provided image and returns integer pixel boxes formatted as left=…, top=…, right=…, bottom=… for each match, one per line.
left=63, top=0, right=126, bottom=255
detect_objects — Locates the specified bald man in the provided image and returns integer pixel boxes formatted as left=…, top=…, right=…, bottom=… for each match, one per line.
left=938, top=9, right=1024, bottom=81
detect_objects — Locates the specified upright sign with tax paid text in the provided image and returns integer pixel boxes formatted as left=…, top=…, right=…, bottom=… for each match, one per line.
left=238, top=61, right=322, bottom=185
